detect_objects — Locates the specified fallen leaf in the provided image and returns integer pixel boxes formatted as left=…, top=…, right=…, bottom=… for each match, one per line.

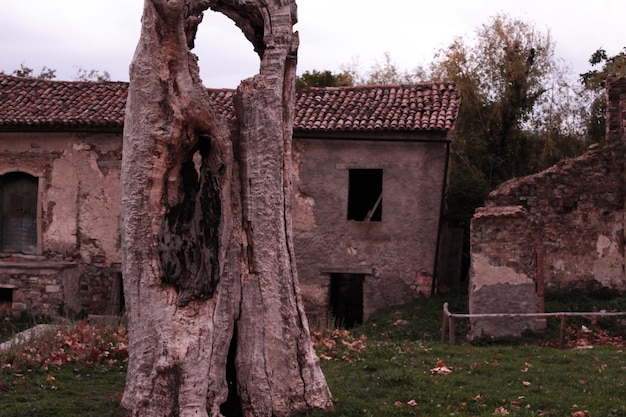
left=430, top=365, right=453, bottom=375
left=394, top=401, right=403, bottom=407
left=494, top=406, right=509, bottom=415
left=522, top=381, right=532, bottom=386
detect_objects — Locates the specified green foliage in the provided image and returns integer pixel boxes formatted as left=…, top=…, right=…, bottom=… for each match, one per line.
left=360, top=52, right=421, bottom=85
left=296, top=69, right=353, bottom=88
left=429, top=14, right=588, bottom=226
left=1, top=64, right=111, bottom=82
left=73, top=68, right=111, bottom=82
left=1, top=63, right=57, bottom=80
left=580, top=47, right=626, bottom=143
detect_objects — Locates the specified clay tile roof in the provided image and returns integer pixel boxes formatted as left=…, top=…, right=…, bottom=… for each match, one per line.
left=294, top=83, right=459, bottom=132
left=0, top=75, right=128, bottom=130
left=0, top=75, right=459, bottom=135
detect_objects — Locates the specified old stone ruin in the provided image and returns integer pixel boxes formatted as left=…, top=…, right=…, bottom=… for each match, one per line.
left=469, top=76, right=626, bottom=339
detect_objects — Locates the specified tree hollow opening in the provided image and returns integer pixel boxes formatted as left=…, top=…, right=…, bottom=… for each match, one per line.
left=220, top=328, right=243, bottom=417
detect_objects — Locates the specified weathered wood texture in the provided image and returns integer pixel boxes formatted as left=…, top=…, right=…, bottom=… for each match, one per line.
left=120, top=1, right=331, bottom=416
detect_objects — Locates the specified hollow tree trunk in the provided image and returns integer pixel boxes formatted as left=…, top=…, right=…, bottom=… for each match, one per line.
left=120, top=1, right=332, bottom=416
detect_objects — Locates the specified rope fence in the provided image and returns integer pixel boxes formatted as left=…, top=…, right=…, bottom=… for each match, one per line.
left=442, top=302, right=626, bottom=349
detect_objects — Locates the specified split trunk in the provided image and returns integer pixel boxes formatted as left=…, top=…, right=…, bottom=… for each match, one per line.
left=120, top=1, right=331, bottom=416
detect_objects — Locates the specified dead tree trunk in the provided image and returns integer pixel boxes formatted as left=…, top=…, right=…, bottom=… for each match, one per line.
left=120, top=1, right=332, bottom=416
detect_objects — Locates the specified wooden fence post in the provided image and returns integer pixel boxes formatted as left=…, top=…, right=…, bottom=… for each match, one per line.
left=449, top=316, right=456, bottom=346
left=559, top=315, right=567, bottom=350
left=441, top=303, right=449, bottom=344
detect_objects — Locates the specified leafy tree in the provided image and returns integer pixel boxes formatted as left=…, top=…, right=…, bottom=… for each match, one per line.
left=2, top=64, right=111, bottom=82
left=429, top=14, right=586, bottom=226
left=363, top=52, right=419, bottom=85
left=296, top=69, right=353, bottom=87
left=580, top=47, right=626, bottom=143
left=338, top=52, right=424, bottom=85
left=73, top=67, right=111, bottom=82
left=1, top=63, right=57, bottom=80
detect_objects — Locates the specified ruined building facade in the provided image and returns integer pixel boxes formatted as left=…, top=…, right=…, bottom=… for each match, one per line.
left=469, top=77, right=626, bottom=337
left=0, top=76, right=459, bottom=324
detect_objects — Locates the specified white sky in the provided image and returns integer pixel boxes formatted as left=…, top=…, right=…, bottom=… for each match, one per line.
left=1, top=0, right=624, bottom=88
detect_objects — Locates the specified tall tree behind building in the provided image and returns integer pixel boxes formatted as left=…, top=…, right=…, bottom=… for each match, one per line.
left=429, top=14, right=587, bottom=225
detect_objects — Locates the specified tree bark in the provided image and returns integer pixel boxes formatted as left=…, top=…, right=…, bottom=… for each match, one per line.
left=120, top=1, right=332, bottom=416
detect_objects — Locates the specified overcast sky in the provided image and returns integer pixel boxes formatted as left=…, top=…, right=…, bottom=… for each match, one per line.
left=1, top=0, right=624, bottom=87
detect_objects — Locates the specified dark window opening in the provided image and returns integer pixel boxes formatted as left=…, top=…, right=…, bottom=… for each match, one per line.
left=347, top=169, right=382, bottom=221
left=0, top=172, right=38, bottom=254
left=330, top=273, right=364, bottom=329
left=0, top=288, right=13, bottom=314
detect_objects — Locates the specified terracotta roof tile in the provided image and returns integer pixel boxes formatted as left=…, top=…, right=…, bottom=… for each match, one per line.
left=0, top=75, right=459, bottom=134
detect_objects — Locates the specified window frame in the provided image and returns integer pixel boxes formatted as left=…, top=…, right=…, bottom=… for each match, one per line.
left=346, top=168, right=383, bottom=222
left=0, top=169, right=44, bottom=256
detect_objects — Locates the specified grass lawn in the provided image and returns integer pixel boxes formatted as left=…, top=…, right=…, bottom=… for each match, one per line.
left=1, top=289, right=624, bottom=416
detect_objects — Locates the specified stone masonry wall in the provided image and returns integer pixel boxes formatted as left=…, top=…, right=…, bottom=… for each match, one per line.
left=484, top=143, right=625, bottom=291
left=468, top=77, right=626, bottom=338
left=0, top=132, right=123, bottom=317
left=469, top=206, right=538, bottom=338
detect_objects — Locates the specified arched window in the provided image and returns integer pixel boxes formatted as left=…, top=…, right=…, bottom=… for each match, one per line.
left=0, top=172, right=38, bottom=254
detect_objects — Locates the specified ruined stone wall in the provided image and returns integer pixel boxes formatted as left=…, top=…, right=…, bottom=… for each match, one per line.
left=483, top=143, right=625, bottom=291
left=292, top=137, right=448, bottom=323
left=467, top=77, right=626, bottom=339
left=606, top=76, right=626, bottom=143
left=0, top=132, right=122, bottom=316
left=469, top=206, right=539, bottom=337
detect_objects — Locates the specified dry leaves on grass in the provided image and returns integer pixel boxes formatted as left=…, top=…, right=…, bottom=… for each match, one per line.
left=2, top=321, right=128, bottom=372
left=494, top=405, right=509, bottom=415
left=430, top=359, right=454, bottom=375
left=311, top=328, right=367, bottom=362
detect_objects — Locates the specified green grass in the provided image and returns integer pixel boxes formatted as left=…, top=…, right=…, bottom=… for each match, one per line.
left=311, top=342, right=625, bottom=416
left=0, top=313, right=52, bottom=343
left=0, top=365, right=127, bottom=417
left=0, top=290, right=625, bottom=416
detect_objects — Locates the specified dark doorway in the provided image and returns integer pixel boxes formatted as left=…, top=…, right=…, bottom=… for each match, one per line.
left=347, top=169, right=382, bottom=221
left=110, top=272, right=125, bottom=315
left=330, top=273, right=364, bottom=328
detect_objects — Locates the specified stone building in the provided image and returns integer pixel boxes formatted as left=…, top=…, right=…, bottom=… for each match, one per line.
left=0, top=75, right=459, bottom=324
left=469, top=77, right=626, bottom=338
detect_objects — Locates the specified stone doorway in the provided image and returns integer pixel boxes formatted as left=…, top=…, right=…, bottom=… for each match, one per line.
left=330, top=273, right=364, bottom=328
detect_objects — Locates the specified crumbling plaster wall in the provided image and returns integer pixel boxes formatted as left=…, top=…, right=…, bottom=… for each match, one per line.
left=483, top=143, right=625, bottom=291
left=292, top=137, right=448, bottom=322
left=469, top=206, right=538, bottom=337
left=0, top=132, right=122, bottom=315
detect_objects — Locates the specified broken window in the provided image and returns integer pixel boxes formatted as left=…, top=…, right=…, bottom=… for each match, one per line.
left=329, top=273, right=364, bottom=329
left=0, top=172, right=38, bottom=254
left=347, top=169, right=382, bottom=221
